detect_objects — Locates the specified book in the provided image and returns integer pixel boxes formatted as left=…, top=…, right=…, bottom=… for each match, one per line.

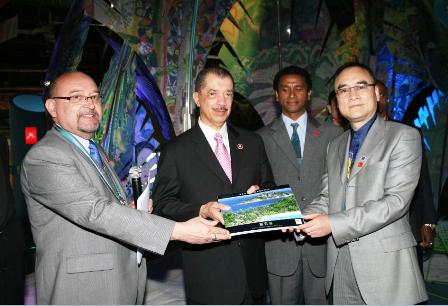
left=218, top=185, right=303, bottom=236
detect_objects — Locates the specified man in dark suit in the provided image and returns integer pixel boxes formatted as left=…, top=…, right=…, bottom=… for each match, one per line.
left=257, top=66, right=341, bottom=304
left=0, top=135, right=25, bottom=304
left=376, top=80, right=437, bottom=272
left=152, top=67, right=275, bottom=304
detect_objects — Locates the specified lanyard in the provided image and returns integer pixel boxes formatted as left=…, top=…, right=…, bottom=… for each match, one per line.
left=53, top=125, right=127, bottom=205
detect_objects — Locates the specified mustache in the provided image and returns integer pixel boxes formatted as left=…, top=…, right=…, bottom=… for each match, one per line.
left=79, top=110, right=99, bottom=117
left=213, top=106, right=229, bottom=111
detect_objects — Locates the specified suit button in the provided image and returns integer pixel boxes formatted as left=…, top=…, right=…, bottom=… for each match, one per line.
left=237, top=242, right=241, bottom=247
left=301, top=196, right=306, bottom=201
left=297, top=176, right=301, bottom=181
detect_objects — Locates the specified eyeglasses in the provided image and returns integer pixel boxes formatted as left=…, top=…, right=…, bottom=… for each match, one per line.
left=51, top=94, right=103, bottom=104
left=335, top=83, right=375, bottom=98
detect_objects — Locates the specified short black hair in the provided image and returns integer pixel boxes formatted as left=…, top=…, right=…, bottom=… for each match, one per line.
left=333, top=62, right=376, bottom=84
left=273, top=65, right=312, bottom=91
left=194, top=67, right=234, bottom=92
left=375, top=79, right=386, bottom=88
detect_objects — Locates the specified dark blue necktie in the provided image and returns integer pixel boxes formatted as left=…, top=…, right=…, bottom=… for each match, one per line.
left=347, top=132, right=360, bottom=177
left=291, top=123, right=302, bottom=161
left=89, top=140, right=103, bottom=166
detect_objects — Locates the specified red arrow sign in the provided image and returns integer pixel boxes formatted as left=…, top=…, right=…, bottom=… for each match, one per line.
left=25, top=126, right=37, bottom=144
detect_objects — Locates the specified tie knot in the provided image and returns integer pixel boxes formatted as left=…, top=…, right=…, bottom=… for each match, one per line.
left=89, top=140, right=97, bottom=151
left=291, top=123, right=299, bottom=130
left=214, top=133, right=223, bottom=143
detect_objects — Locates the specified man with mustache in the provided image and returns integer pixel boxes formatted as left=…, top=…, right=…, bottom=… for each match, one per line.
left=21, top=71, right=230, bottom=304
left=152, top=67, right=275, bottom=304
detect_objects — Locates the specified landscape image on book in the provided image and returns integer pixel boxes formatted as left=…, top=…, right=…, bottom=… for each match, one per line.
left=220, top=186, right=303, bottom=235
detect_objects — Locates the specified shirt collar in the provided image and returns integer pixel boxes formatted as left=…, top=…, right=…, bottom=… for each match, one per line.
left=72, top=133, right=90, bottom=152
left=55, top=124, right=90, bottom=151
left=351, top=113, right=377, bottom=143
left=198, top=118, right=228, bottom=140
left=198, top=118, right=228, bottom=138
left=281, top=112, right=308, bottom=127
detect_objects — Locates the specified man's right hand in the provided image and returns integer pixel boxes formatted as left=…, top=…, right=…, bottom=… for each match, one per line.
left=171, top=216, right=231, bottom=244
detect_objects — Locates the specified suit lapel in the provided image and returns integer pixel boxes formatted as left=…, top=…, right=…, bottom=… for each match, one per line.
left=302, top=117, right=321, bottom=169
left=270, top=118, right=300, bottom=171
left=349, top=117, right=386, bottom=181
left=228, top=126, right=243, bottom=184
left=99, top=150, right=127, bottom=199
left=53, top=129, right=127, bottom=203
left=192, top=125, right=231, bottom=184
left=338, top=131, right=350, bottom=184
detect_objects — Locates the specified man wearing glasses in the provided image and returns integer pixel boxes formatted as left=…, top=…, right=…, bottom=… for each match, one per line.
left=297, top=62, right=427, bottom=304
left=21, top=71, right=230, bottom=304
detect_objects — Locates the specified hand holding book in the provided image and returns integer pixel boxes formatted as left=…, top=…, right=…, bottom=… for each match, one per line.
left=218, top=185, right=304, bottom=236
left=199, top=185, right=260, bottom=225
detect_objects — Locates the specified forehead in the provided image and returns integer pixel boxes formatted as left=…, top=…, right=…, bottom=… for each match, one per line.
left=201, top=73, right=233, bottom=90
left=54, top=73, right=98, bottom=93
left=278, top=73, right=307, bottom=85
left=334, top=66, right=374, bottom=87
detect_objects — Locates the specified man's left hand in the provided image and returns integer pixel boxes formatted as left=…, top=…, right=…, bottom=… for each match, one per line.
left=246, top=185, right=260, bottom=194
left=199, top=202, right=230, bottom=224
left=297, top=213, right=332, bottom=238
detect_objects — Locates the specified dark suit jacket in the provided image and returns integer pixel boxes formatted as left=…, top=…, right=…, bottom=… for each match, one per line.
left=396, top=123, right=436, bottom=241
left=152, top=124, right=274, bottom=304
left=409, top=152, right=437, bottom=241
left=0, top=135, right=25, bottom=304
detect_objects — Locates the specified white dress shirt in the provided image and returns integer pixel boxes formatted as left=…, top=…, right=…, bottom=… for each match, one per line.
left=282, top=112, right=307, bottom=157
left=72, top=133, right=90, bottom=153
left=198, top=118, right=231, bottom=161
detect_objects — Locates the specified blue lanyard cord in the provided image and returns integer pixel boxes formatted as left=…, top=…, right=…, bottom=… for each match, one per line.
left=53, top=125, right=126, bottom=205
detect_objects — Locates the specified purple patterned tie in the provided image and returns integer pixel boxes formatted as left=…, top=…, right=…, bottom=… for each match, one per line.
left=214, top=133, right=232, bottom=183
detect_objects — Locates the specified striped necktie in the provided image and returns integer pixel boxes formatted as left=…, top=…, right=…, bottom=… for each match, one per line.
left=214, top=133, right=232, bottom=183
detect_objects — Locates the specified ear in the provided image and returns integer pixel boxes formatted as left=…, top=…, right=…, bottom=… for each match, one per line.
left=193, top=92, right=200, bottom=107
left=45, top=99, right=57, bottom=118
left=307, top=90, right=312, bottom=101
left=374, top=85, right=380, bottom=103
left=275, top=91, right=279, bottom=102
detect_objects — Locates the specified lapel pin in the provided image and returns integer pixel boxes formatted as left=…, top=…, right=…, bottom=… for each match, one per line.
left=360, top=155, right=367, bottom=161
left=237, top=144, right=244, bottom=150
left=313, top=130, right=320, bottom=137
left=357, top=161, right=364, bottom=168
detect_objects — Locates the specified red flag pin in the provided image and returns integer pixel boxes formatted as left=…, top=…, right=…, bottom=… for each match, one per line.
left=237, top=144, right=244, bottom=150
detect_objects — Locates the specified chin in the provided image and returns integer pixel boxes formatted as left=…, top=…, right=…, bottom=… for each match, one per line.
left=80, top=124, right=99, bottom=134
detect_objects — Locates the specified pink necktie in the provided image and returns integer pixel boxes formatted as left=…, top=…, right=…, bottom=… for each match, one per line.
left=214, top=133, right=232, bottom=183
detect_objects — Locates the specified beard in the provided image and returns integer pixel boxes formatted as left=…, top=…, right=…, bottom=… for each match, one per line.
left=78, top=110, right=100, bottom=134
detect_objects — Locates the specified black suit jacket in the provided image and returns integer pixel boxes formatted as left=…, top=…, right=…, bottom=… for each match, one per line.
left=153, top=124, right=274, bottom=304
left=0, top=135, right=25, bottom=304
left=398, top=124, right=437, bottom=241
left=409, top=152, right=437, bottom=241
